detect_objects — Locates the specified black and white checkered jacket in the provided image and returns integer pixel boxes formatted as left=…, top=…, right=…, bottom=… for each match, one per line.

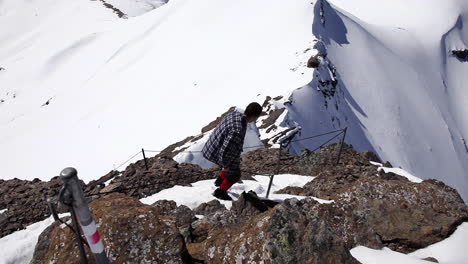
left=202, top=110, right=247, bottom=169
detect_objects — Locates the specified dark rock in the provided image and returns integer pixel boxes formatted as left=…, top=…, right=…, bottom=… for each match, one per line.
left=275, top=143, right=468, bottom=253
left=193, top=200, right=226, bottom=216
left=422, top=257, right=439, bottom=263
left=200, top=107, right=236, bottom=134
left=0, top=177, right=64, bottom=238
left=452, top=49, right=468, bottom=60
left=230, top=191, right=279, bottom=218
left=307, top=53, right=321, bottom=68
left=152, top=200, right=197, bottom=228
left=188, top=197, right=359, bottom=263
left=258, top=108, right=286, bottom=129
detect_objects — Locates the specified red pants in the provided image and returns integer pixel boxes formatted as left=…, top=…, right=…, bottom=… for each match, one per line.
left=219, top=171, right=235, bottom=191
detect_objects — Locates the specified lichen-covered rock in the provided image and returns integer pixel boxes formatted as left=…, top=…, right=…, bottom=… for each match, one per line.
left=30, top=220, right=62, bottom=264
left=193, top=200, right=227, bottom=216
left=31, top=193, right=194, bottom=263
left=188, top=198, right=359, bottom=264
left=152, top=199, right=197, bottom=228
left=276, top=146, right=468, bottom=253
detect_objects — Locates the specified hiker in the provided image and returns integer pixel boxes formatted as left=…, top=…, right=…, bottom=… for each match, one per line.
left=202, top=102, right=263, bottom=200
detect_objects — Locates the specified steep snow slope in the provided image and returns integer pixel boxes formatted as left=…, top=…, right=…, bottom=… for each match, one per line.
left=281, top=0, right=468, bottom=201
left=0, top=0, right=314, bottom=181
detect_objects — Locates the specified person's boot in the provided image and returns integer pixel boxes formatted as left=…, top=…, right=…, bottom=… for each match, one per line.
left=214, top=176, right=224, bottom=187
left=214, top=171, right=227, bottom=187
left=212, top=188, right=232, bottom=201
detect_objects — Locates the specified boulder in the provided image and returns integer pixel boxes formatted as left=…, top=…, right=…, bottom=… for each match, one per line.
left=193, top=200, right=227, bottom=216
left=188, top=197, right=359, bottom=263
left=276, top=147, right=468, bottom=253
left=31, top=193, right=194, bottom=263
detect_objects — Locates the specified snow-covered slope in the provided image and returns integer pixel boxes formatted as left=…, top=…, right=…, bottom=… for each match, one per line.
left=0, top=0, right=314, bottom=181
left=294, top=0, right=468, bottom=201
left=1, top=0, right=467, bottom=201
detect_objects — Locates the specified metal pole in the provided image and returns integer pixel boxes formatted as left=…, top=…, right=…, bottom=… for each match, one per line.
left=266, top=143, right=283, bottom=198
left=47, top=198, right=59, bottom=221
left=70, top=207, right=89, bottom=264
left=336, top=127, right=348, bottom=165
left=141, top=149, right=148, bottom=170
left=60, top=168, right=110, bottom=264
left=142, top=148, right=149, bottom=170
left=58, top=186, right=89, bottom=264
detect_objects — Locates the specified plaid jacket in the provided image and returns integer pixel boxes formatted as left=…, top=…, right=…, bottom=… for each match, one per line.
left=202, top=110, right=247, bottom=169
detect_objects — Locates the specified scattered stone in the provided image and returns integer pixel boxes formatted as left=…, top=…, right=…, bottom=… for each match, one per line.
left=422, top=257, right=439, bottom=263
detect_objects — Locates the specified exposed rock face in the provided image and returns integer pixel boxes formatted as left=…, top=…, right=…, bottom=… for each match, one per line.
left=27, top=143, right=468, bottom=263
left=188, top=197, right=359, bottom=264
left=86, top=156, right=215, bottom=200
left=31, top=193, right=194, bottom=264
left=0, top=177, right=66, bottom=238
left=240, top=148, right=308, bottom=176
left=277, top=144, right=468, bottom=253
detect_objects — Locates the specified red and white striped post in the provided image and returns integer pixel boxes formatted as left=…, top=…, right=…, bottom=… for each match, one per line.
left=60, top=167, right=109, bottom=264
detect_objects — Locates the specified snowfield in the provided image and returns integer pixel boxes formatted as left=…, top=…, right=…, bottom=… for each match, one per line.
left=0, top=0, right=314, bottom=184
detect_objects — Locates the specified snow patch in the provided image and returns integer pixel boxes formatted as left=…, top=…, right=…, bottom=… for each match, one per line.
left=0, top=214, right=68, bottom=264
left=370, top=162, right=423, bottom=183
left=140, top=174, right=329, bottom=210
left=351, top=222, right=468, bottom=264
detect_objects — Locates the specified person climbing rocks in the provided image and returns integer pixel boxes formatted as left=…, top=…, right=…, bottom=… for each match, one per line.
left=202, top=102, right=263, bottom=200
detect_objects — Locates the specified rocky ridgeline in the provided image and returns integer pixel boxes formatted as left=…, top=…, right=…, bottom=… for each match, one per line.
left=0, top=177, right=68, bottom=237
left=27, top=145, right=468, bottom=263
left=0, top=155, right=217, bottom=238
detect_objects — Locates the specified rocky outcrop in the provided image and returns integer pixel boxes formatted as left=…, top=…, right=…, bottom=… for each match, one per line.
left=277, top=144, right=468, bottom=253
left=28, top=143, right=468, bottom=263
left=31, top=193, right=196, bottom=263
left=187, top=196, right=359, bottom=264
left=2, top=146, right=309, bottom=238
left=240, top=148, right=307, bottom=176
left=86, top=156, right=216, bottom=200
left=0, top=177, right=66, bottom=238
